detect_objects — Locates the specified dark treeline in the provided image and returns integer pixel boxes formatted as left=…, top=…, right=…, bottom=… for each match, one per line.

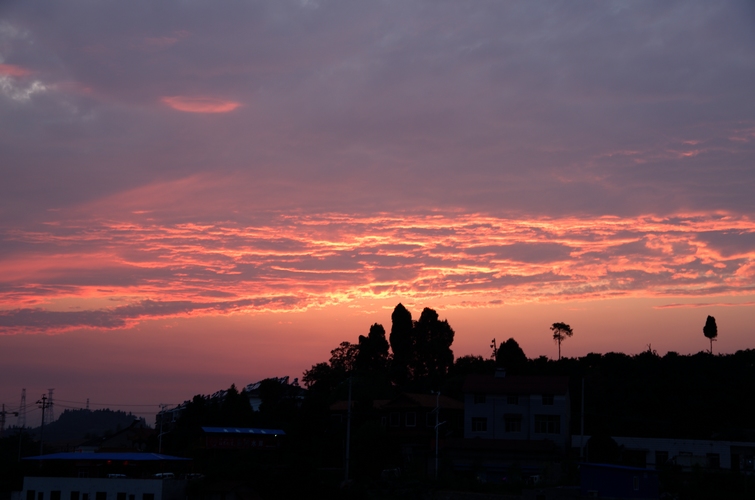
left=29, top=408, right=147, bottom=442
left=7, top=305, right=749, bottom=498
left=152, top=304, right=755, bottom=497
left=500, top=347, right=755, bottom=441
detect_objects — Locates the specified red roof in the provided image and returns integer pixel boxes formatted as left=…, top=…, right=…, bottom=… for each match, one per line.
left=463, top=374, right=569, bottom=395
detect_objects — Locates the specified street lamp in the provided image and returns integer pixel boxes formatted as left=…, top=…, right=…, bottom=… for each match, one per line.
left=432, top=391, right=446, bottom=480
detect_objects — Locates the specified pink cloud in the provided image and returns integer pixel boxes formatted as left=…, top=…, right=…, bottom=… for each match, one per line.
left=161, top=96, right=241, bottom=113
left=654, top=301, right=755, bottom=309
left=1, top=207, right=755, bottom=333
left=0, top=64, right=31, bottom=77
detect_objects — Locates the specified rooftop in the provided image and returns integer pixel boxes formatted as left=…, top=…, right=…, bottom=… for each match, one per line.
left=463, top=374, right=569, bottom=395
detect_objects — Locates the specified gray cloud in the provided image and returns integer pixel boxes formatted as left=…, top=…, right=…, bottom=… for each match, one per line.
left=0, top=1, right=753, bottom=225
left=0, top=297, right=303, bottom=333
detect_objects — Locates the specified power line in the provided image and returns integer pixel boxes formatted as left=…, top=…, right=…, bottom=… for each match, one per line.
left=54, top=398, right=174, bottom=407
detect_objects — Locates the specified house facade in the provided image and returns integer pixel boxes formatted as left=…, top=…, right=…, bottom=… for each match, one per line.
left=463, top=371, right=570, bottom=450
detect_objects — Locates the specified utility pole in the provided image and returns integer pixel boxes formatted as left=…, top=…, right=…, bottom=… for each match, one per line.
left=158, top=404, right=167, bottom=454
left=18, top=389, right=26, bottom=428
left=344, top=375, right=352, bottom=484
left=1, top=404, right=19, bottom=437
left=36, top=395, right=51, bottom=456
left=435, top=392, right=440, bottom=480
left=580, top=377, right=585, bottom=461
left=46, top=389, right=55, bottom=423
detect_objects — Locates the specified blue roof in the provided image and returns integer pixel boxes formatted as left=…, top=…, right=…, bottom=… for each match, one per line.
left=201, top=427, right=285, bottom=435
left=23, top=452, right=190, bottom=461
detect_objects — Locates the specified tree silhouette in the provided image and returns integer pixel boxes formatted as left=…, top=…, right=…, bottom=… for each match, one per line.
left=413, top=307, right=455, bottom=382
left=355, top=323, right=390, bottom=373
left=495, top=337, right=527, bottom=374
left=550, top=322, right=573, bottom=360
left=389, top=303, right=414, bottom=383
left=703, top=315, right=718, bottom=354
left=328, top=341, right=359, bottom=373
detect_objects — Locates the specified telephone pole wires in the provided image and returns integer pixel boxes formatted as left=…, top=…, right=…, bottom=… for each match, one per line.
left=0, top=404, right=19, bottom=438
left=36, top=394, right=51, bottom=456
left=46, top=389, right=55, bottom=423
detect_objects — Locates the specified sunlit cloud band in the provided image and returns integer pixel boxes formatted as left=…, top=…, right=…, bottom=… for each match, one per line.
left=1, top=212, right=754, bottom=333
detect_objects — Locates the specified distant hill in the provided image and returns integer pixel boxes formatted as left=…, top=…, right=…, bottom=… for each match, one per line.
left=27, top=408, right=149, bottom=443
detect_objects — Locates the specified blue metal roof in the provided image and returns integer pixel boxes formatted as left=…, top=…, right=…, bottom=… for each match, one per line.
left=23, top=452, right=190, bottom=461
left=201, top=427, right=285, bottom=435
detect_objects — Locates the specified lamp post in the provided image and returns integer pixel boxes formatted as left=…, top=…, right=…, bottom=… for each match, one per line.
left=432, top=391, right=446, bottom=480
left=344, top=375, right=352, bottom=483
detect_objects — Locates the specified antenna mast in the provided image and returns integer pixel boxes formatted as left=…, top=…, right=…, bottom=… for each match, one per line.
left=46, top=389, right=55, bottom=423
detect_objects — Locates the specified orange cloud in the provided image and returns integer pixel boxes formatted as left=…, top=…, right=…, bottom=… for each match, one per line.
left=0, top=64, right=31, bottom=77
left=161, top=96, right=241, bottom=113
left=654, top=301, right=755, bottom=309
left=1, top=211, right=754, bottom=333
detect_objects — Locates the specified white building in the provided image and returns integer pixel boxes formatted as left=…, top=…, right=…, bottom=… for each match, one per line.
left=13, top=453, right=190, bottom=500
left=572, top=435, right=755, bottom=471
left=463, top=371, right=571, bottom=450
left=17, top=477, right=186, bottom=500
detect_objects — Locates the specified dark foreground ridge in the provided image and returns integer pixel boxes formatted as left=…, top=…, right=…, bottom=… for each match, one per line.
left=2, top=304, right=754, bottom=499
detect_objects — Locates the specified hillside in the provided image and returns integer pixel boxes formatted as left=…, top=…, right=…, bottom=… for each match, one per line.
left=27, top=408, right=149, bottom=443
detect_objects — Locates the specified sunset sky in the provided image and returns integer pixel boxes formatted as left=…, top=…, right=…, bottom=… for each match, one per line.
left=1, top=1, right=754, bottom=421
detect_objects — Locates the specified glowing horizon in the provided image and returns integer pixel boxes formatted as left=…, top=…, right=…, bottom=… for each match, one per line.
left=1, top=1, right=754, bottom=408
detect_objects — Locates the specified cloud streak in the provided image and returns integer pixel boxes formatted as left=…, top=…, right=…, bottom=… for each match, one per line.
left=1, top=211, right=754, bottom=333
left=161, top=96, right=241, bottom=113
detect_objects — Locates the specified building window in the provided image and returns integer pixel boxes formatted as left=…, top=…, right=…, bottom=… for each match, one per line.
left=96, top=493, right=106, bottom=500
left=389, top=412, right=400, bottom=427
left=142, top=495, right=154, bottom=500
left=507, top=395, right=519, bottom=405
left=51, top=492, right=61, bottom=500
left=474, top=394, right=486, bottom=404
left=406, top=412, right=416, bottom=427
left=471, top=417, right=488, bottom=432
left=504, top=414, right=522, bottom=433
left=70, top=493, right=80, bottom=500
left=26, top=490, right=35, bottom=500
left=707, top=453, right=720, bottom=469
left=542, top=394, right=554, bottom=405
left=117, top=494, right=126, bottom=500
left=534, top=415, right=560, bottom=434
left=655, top=451, right=668, bottom=468
left=38, top=493, right=44, bottom=500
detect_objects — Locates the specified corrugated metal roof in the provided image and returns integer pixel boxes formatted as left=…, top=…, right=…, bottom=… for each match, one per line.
left=23, top=452, right=190, bottom=461
left=201, top=427, right=285, bottom=435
